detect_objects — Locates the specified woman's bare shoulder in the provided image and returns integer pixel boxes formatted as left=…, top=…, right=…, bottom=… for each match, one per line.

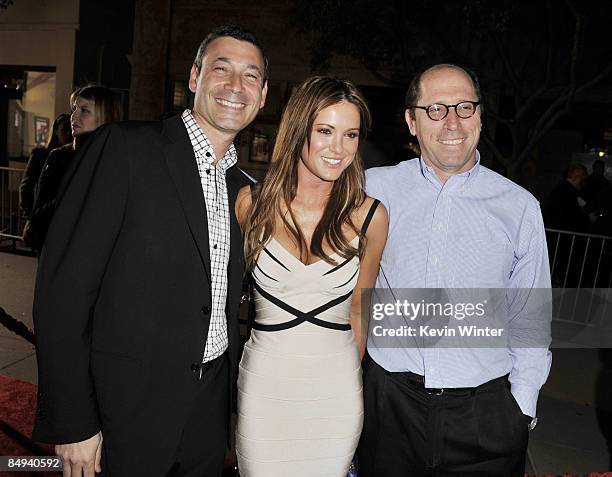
left=355, top=196, right=388, bottom=232
left=236, top=184, right=254, bottom=226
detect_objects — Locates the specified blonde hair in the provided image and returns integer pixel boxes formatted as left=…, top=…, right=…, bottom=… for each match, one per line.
left=244, top=76, right=371, bottom=271
left=70, top=85, right=122, bottom=128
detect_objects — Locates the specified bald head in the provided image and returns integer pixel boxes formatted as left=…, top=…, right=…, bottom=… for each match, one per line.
left=405, top=64, right=482, bottom=119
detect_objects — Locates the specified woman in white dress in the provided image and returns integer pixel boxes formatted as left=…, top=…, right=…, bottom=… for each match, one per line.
left=235, top=76, right=388, bottom=477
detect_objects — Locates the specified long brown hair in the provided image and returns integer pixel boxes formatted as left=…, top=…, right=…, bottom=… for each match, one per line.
left=244, top=76, right=371, bottom=271
left=46, top=114, right=72, bottom=150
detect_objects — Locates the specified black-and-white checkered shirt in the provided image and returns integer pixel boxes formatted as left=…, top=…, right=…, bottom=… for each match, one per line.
left=181, top=109, right=237, bottom=362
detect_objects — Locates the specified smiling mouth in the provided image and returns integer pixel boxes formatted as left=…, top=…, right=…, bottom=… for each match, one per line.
left=439, top=138, right=465, bottom=145
left=322, top=157, right=341, bottom=165
left=215, top=98, right=246, bottom=110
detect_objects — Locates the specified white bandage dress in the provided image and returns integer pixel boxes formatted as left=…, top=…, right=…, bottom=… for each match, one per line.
left=236, top=200, right=379, bottom=477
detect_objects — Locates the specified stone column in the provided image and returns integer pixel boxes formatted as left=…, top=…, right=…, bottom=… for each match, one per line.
left=129, top=0, right=171, bottom=120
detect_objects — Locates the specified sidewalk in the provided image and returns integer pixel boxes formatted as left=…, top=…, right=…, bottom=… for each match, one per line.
left=0, top=249, right=609, bottom=474
left=533, top=348, right=611, bottom=473
left=0, top=250, right=37, bottom=384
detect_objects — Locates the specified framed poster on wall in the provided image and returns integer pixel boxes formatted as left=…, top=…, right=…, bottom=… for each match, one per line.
left=34, top=116, right=49, bottom=147
left=250, top=132, right=269, bottom=163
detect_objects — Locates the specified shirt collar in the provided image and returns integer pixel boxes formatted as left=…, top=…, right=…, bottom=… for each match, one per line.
left=419, top=150, right=481, bottom=191
left=181, top=109, right=237, bottom=172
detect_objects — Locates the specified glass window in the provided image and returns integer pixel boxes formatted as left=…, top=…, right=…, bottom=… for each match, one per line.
left=0, top=66, right=56, bottom=166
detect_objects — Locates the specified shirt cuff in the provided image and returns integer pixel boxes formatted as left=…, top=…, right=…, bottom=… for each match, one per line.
left=510, top=382, right=539, bottom=417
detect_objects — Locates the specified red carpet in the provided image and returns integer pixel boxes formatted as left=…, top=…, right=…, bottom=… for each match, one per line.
left=0, top=374, right=56, bottom=476
left=1, top=374, right=610, bottom=476
left=530, top=474, right=612, bottom=477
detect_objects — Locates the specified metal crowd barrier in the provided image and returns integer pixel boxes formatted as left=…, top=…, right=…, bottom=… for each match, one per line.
left=546, top=228, right=612, bottom=339
left=546, top=228, right=612, bottom=289
left=0, top=166, right=25, bottom=243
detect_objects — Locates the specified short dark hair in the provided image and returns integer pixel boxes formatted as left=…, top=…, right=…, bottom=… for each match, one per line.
left=405, top=64, right=482, bottom=119
left=193, top=25, right=269, bottom=83
left=566, top=162, right=588, bottom=179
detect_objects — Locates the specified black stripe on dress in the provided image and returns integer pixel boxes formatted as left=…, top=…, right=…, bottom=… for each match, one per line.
left=333, top=267, right=359, bottom=289
left=255, top=264, right=279, bottom=282
left=263, top=247, right=291, bottom=272
left=252, top=282, right=352, bottom=331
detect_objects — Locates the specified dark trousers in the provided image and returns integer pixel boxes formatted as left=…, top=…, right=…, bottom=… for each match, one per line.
left=98, top=353, right=229, bottom=477
left=357, top=353, right=530, bottom=477
left=166, top=353, right=229, bottom=477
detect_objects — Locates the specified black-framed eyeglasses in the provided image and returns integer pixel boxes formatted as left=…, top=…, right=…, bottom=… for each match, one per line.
left=411, top=101, right=480, bottom=121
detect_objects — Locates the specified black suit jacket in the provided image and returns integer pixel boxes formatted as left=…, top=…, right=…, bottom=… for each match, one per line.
left=32, top=115, right=250, bottom=470
left=544, top=180, right=590, bottom=232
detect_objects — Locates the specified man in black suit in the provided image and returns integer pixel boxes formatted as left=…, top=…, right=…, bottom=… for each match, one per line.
left=32, top=25, right=268, bottom=477
left=544, top=163, right=589, bottom=232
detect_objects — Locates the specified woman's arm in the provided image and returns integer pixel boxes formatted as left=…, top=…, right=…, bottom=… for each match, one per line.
left=235, top=184, right=254, bottom=230
left=349, top=199, right=388, bottom=359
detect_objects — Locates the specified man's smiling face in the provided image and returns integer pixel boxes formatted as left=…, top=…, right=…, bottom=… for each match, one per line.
left=189, top=36, right=267, bottom=140
left=406, top=67, right=481, bottom=182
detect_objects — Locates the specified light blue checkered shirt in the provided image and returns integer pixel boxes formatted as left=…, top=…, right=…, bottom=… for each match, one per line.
left=365, top=152, right=552, bottom=417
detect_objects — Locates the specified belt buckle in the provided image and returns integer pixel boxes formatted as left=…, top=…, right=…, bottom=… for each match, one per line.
left=425, top=387, right=444, bottom=396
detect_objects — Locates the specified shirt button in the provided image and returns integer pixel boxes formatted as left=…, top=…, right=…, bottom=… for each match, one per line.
left=213, top=244, right=218, bottom=249
left=201, top=306, right=210, bottom=315
left=205, top=151, right=211, bottom=157
left=431, top=255, right=438, bottom=265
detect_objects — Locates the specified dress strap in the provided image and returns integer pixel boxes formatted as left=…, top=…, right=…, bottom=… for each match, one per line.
left=358, top=198, right=381, bottom=253
left=360, top=199, right=381, bottom=237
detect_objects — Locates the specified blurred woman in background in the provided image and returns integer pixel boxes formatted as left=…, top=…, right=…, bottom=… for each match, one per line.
left=25, top=85, right=121, bottom=251
left=19, top=113, right=72, bottom=225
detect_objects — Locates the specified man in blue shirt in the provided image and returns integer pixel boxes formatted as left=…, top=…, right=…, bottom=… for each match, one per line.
left=358, top=64, right=552, bottom=476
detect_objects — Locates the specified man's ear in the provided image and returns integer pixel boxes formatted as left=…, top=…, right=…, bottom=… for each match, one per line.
left=259, top=80, right=269, bottom=109
left=405, top=109, right=417, bottom=136
left=188, top=65, right=199, bottom=94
